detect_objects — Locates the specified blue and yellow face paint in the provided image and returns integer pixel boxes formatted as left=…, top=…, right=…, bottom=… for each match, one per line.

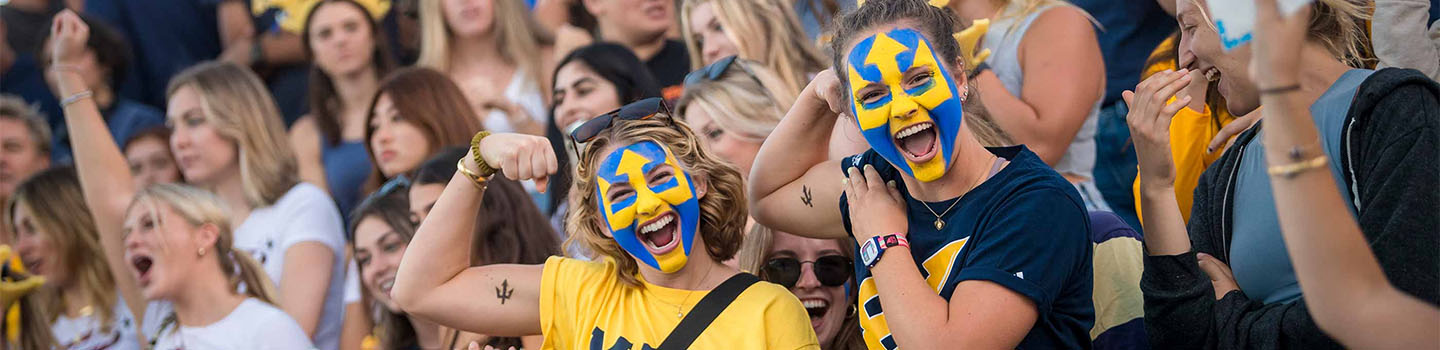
left=594, top=141, right=701, bottom=273
left=846, top=28, right=965, bottom=182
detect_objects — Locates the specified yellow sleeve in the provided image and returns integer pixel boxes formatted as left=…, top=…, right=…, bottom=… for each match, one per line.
left=755, top=283, right=822, bottom=350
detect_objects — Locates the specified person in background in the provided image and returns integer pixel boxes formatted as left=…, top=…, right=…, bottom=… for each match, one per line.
left=541, top=43, right=660, bottom=237
left=680, top=0, right=825, bottom=98
left=7, top=167, right=145, bottom=350
left=675, top=57, right=791, bottom=179
left=1371, top=0, right=1439, bottom=80
left=392, top=103, right=819, bottom=349
left=53, top=11, right=349, bottom=347
left=1131, top=0, right=1437, bottom=348
left=579, top=0, right=690, bottom=98
left=416, top=0, right=554, bottom=135
left=81, top=0, right=228, bottom=109
left=1245, top=0, right=1439, bottom=348
left=405, top=147, right=558, bottom=349
left=1068, top=0, right=1176, bottom=232
left=951, top=0, right=1108, bottom=210
left=791, top=0, right=850, bottom=43
left=750, top=0, right=1094, bottom=347
left=39, top=13, right=164, bottom=163
left=349, top=185, right=436, bottom=349
left=738, top=224, right=865, bottom=350
left=226, top=0, right=390, bottom=125
left=122, top=126, right=181, bottom=189
left=1, top=1, right=65, bottom=132
left=0, top=95, right=51, bottom=243
left=290, top=0, right=397, bottom=222
left=364, top=67, right=484, bottom=187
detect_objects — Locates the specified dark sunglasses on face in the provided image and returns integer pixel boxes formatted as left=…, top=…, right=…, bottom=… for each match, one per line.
left=682, top=55, right=761, bottom=88
left=762, top=255, right=853, bottom=289
left=567, top=97, right=679, bottom=156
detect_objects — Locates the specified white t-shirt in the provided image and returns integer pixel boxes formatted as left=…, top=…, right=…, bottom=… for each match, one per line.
left=344, top=259, right=362, bottom=304
left=232, top=183, right=346, bottom=350
left=51, top=294, right=142, bottom=350
left=480, top=70, right=547, bottom=134
left=147, top=299, right=315, bottom=350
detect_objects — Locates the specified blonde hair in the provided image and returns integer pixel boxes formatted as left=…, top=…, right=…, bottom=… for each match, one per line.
left=127, top=184, right=278, bottom=304
left=680, top=0, right=827, bottom=97
left=1188, top=0, right=1371, bottom=67
left=565, top=117, right=748, bottom=287
left=5, top=167, right=118, bottom=332
left=416, top=0, right=554, bottom=86
left=166, top=62, right=299, bottom=208
left=675, top=60, right=792, bottom=142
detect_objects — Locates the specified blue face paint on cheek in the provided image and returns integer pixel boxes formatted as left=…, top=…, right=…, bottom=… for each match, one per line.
left=845, top=28, right=967, bottom=182
left=592, top=141, right=702, bottom=273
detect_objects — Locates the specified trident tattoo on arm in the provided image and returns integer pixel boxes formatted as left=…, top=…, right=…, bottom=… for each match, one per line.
left=496, top=279, right=514, bottom=304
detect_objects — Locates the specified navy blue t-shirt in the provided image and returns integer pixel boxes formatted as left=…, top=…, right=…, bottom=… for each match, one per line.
left=85, top=0, right=223, bottom=109
left=839, top=146, right=1094, bottom=349
left=1069, top=0, right=1174, bottom=105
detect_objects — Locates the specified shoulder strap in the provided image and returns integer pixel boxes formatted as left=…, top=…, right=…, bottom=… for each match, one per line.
left=656, top=273, right=760, bottom=350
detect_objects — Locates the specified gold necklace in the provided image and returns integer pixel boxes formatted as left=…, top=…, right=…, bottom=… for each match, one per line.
left=653, top=262, right=715, bottom=318
left=917, top=154, right=1000, bottom=230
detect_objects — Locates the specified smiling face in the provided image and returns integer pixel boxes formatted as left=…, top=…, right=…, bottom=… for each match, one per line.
left=845, top=28, right=964, bottom=182
left=308, top=2, right=377, bottom=77
left=768, top=231, right=849, bottom=350
left=1176, top=0, right=1259, bottom=115
left=369, top=93, right=433, bottom=177
left=167, top=86, right=240, bottom=185
left=594, top=141, right=701, bottom=273
left=126, top=135, right=182, bottom=188
left=687, top=2, right=739, bottom=66
left=443, top=0, right=495, bottom=38
left=354, top=216, right=409, bottom=311
left=121, top=202, right=211, bottom=300
left=552, top=62, right=624, bottom=133
left=10, top=202, right=64, bottom=285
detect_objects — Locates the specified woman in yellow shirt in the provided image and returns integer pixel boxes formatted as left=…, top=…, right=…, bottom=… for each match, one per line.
left=390, top=98, right=820, bottom=350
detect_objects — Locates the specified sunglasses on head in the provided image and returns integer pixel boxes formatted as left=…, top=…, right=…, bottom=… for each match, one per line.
left=567, top=97, right=678, bottom=156
left=683, top=55, right=762, bottom=88
left=761, top=255, right=853, bottom=289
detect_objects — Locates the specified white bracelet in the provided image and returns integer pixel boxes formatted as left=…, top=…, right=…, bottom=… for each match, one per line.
left=60, top=90, right=93, bottom=107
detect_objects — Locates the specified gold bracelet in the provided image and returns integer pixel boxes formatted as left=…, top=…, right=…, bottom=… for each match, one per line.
left=470, top=131, right=497, bottom=177
left=456, top=158, right=489, bottom=189
left=1267, top=155, right=1328, bottom=179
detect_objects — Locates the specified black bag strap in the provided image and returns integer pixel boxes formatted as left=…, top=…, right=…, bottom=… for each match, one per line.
left=656, top=272, right=760, bottom=350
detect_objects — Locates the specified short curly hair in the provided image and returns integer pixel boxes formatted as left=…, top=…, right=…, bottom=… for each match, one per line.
left=565, top=116, right=748, bottom=286
left=0, top=95, right=52, bottom=155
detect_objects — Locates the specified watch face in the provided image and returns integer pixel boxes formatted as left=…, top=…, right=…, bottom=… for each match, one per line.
left=861, top=242, right=879, bottom=265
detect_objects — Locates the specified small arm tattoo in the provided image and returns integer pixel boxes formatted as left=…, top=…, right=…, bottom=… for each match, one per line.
left=801, top=185, right=814, bottom=207
left=496, top=279, right=514, bottom=304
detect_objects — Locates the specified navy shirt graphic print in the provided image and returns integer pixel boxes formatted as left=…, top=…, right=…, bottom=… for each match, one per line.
left=838, top=146, right=1095, bottom=349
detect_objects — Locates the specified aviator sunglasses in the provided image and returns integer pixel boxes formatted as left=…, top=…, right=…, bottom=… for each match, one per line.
left=761, top=255, right=853, bottom=289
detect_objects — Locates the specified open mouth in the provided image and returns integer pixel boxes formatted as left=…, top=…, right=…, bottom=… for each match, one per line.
left=892, top=122, right=939, bottom=162
left=801, top=298, right=830, bottom=331
left=131, top=254, right=154, bottom=285
left=1203, top=67, right=1220, bottom=82
left=377, top=276, right=396, bottom=296
left=638, top=212, right=680, bottom=254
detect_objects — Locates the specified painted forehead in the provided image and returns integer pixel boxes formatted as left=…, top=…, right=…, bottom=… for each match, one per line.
left=847, top=28, right=939, bottom=83
left=596, top=141, right=680, bottom=183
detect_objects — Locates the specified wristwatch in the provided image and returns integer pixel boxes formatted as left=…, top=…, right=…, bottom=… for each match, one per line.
left=860, top=234, right=910, bottom=269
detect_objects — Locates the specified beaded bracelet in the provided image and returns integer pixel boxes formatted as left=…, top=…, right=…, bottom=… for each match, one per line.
left=469, top=131, right=497, bottom=177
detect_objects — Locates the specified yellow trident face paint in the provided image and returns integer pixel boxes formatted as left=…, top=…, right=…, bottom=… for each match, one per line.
left=594, top=141, right=701, bottom=273
left=845, top=28, right=965, bottom=182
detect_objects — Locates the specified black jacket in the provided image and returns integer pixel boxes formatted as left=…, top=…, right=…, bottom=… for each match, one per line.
left=1140, top=68, right=1440, bottom=350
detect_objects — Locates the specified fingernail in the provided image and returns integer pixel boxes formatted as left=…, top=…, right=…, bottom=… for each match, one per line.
left=887, top=180, right=896, bottom=187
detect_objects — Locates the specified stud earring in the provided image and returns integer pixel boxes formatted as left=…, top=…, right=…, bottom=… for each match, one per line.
left=198, top=247, right=206, bottom=256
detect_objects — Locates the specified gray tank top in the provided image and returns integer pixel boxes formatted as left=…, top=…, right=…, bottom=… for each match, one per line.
left=982, top=3, right=1100, bottom=179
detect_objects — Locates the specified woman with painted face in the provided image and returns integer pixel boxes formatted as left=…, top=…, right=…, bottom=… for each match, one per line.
left=365, top=67, right=486, bottom=186
left=390, top=99, right=820, bottom=349
left=948, top=0, right=1109, bottom=210
left=750, top=0, right=1094, bottom=348
left=1130, top=0, right=1439, bottom=348
left=417, top=0, right=555, bottom=136
left=50, top=11, right=348, bottom=349
left=737, top=225, right=865, bottom=350
left=290, top=0, right=396, bottom=220
left=123, top=127, right=182, bottom=189
left=7, top=167, right=146, bottom=349
left=399, top=148, right=558, bottom=349
left=542, top=43, right=661, bottom=236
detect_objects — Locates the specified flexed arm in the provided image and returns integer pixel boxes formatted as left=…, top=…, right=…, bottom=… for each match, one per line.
left=748, top=69, right=849, bottom=239
left=392, top=133, right=557, bottom=336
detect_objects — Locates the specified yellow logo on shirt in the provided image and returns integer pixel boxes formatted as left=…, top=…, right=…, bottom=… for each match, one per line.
left=857, top=238, right=968, bottom=349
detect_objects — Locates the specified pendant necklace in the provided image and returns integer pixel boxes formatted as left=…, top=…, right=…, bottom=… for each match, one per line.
left=917, top=155, right=1004, bottom=230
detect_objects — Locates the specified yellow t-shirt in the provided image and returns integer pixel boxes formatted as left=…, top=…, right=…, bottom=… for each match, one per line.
left=1133, top=35, right=1238, bottom=224
left=539, top=257, right=820, bottom=350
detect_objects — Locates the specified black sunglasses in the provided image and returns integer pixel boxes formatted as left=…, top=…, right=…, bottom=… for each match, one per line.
left=567, top=97, right=678, bottom=155
left=761, top=255, right=853, bottom=289
left=683, top=55, right=761, bottom=88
